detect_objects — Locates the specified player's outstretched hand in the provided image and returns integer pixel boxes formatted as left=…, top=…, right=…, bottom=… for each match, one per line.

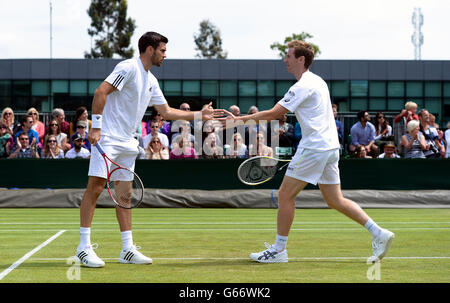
left=216, top=109, right=237, bottom=128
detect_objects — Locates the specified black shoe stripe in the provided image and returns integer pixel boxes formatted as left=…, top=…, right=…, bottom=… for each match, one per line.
left=124, top=251, right=135, bottom=261
left=258, top=251, right=278, bottom=260
left=77, top=251, right=87, bottom=262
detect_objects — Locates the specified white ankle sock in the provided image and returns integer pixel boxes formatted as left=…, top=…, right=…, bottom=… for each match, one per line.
left=121, top=230, right=133, bottom=251
left=365, top=219, right=382, bottom=237
left=78, top=227, right=91, bottom=250
left=273, top=234, right=288, bottom=252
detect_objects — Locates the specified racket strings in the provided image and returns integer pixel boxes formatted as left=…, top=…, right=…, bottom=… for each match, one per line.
left=108, top=168, right=144, bottom=208
left=239, top=158, right=279, bottom=184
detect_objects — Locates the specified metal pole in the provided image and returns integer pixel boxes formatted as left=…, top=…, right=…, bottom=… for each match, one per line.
left=50, top=0, right=53, bottom=59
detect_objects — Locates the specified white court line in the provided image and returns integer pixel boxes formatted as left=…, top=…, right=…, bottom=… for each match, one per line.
left=0, top=230, right=66, bottom=280
left=29, top=256, right=450, bottom=261
left=1, top=227, right=450, bottom=232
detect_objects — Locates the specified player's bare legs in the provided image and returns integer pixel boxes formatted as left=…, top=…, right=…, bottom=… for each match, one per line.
left=318, top=183, right=370, bottom=226
left=76, top=176, right=107, bottom=267
left=114, top=180, right=132, bottom=232
left=80, top=176, right=106, bottom=227
left=319, top=183, right=394, bottom=262
left=250, top=176, right=307, bottom=263
left=277, top=176, right=308, bottom=236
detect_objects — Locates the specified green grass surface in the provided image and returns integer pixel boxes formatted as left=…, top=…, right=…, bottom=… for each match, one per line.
left=0, top=208, right=449, bottom=283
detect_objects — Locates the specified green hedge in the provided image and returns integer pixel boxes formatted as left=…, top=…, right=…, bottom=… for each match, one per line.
left=1, top=158, right=449, bottom=190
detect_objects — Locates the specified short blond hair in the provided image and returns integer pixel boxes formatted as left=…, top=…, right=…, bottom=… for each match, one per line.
left=407, top=119, right=420, bottom=133
left=405, top=101, right=418, bottom=111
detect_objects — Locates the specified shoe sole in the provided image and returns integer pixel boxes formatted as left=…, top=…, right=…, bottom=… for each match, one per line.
left=250, top=254, right=288, bottom=263
left=74, top=255, right=105, bottom=268
left=118, top=258, right=152, bottom=265
left=375, top=232, right=395, bottom=261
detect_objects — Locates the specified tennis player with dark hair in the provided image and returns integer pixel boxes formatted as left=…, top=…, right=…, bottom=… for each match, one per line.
left=221, top=40, right=394, bottom=263
left=75, top=31, right=218, bottom=267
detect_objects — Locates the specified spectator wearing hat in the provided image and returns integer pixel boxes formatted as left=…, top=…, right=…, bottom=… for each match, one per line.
left=70, top=120, right=91, bottom=151
left=65, top=133, right=90, bottom=159
left=378, top=142, right=400, bottom=159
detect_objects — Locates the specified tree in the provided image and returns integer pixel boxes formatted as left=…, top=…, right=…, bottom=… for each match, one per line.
left=85, top=0, right=136, bottom=59
left=270, top=32, right=321, bottom=58
left=194, top=20, right=227, bottom=59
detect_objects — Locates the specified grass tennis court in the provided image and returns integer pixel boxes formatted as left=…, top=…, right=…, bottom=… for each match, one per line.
left=0, top=208, right=449, bottom=283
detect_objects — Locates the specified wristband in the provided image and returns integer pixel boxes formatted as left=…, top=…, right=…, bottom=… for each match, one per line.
left=92, top=114, right=102, bottom=129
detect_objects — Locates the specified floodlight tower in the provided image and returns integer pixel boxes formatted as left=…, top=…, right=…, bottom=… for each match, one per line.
left=411, top=7, right=423, bottom=60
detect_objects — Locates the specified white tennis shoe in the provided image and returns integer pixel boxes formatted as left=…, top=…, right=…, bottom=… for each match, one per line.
left=119, top=245, right=153, bottom=264
left=75, top=243, right=105, bottom=268
left=369, top=228, right=395, bottom=263
left=250, top=242, right=288, bottom=263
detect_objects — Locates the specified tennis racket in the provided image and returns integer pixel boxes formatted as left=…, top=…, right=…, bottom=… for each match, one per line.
left=237, top=156, right=291, bottom=186
left=95, top=143, right=144, bottom=209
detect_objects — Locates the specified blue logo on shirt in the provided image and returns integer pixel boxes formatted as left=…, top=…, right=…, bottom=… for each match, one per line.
left=283, top=90, right=295, bottom=103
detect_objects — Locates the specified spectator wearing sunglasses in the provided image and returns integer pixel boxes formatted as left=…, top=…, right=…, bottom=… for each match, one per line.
left=146, top=109, right=171, bottom=138
left=45, top=119, right=69, bottom=152
left=14, top=115, right=39, bottom=148
left=1, top=107, right=21, bottom=135
left=41, top=135, right=64, bottom=159
left=143, top=119, right=169, bottom=149
left=70, top=120, right=91, bottom=151
left=145, top=136, right=169, bottom=159
left=9, top=132, right=39, bottom=158
left=27, top=107, right=45, bottom=146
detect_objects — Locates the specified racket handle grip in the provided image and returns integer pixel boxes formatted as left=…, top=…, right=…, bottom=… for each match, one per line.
left=95, top=143, right=105, bottom=155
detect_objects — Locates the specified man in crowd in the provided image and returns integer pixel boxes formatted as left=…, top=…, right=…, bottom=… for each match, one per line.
left=377, top=142, right=400, bottom=158
left=143, top=119, right=170, bottom=149
left=15, top=115, right=39, bottom=147
left=9, top=132, right=39, bottom=158
left=349, top=110, right=378, bottom=157
left=65, top=133, right=91, bottom=159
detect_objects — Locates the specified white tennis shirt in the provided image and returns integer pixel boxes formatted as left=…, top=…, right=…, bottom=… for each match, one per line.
left=102, top=58, right=167, bottom=141
left=278, top=71, right=340, bottom=151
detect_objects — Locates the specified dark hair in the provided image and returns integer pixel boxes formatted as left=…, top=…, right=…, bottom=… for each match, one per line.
left=357, top=111, right=367, bottom=121
left=138, top=32, right=168, bottom=54
left=21, top=114, right=33, bottom=124
left=374, top=112, right=389, bottom=134
left=71, top=106, right=88, bottom=134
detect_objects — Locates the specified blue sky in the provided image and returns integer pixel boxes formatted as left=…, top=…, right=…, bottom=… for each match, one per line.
left=1, top=0, right=448, bottom=60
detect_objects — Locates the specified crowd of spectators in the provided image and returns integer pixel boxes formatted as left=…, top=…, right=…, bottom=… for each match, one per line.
left=1, top=101, right=449, bottom=161
left=347, top=101, right=449, bottom=159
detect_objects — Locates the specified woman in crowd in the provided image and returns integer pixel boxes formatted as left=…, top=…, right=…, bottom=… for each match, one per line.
left=169, top=134, right=197, bottom=159
left=248, top=131, right=273, bottom=158
left=201, top=132, right=223, bottom=159
left=374, top=112, right=392, bottom=141
left=0, top=121, right=13, bottom=158
left=27, top=107, right=46, bottom=146
left=401, top=119, right=428, bottom=159
left=354, top=144, right=372, bottom=158
left=145, top=136, right=169, bottom=160
left=69, top=106, right=91, bottom=138
left=45, top=119, right=69, bottom=152
left=41, top=134, right=65, bottom=159
left=230, top=132, right=248, bottom=158
left=1, top=107, right=21, bottom=135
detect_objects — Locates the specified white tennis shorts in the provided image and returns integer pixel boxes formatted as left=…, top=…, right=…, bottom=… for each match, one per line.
left=88, top=136, right=139, bottom=180
left=285, top=148, right=340, bottom=185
